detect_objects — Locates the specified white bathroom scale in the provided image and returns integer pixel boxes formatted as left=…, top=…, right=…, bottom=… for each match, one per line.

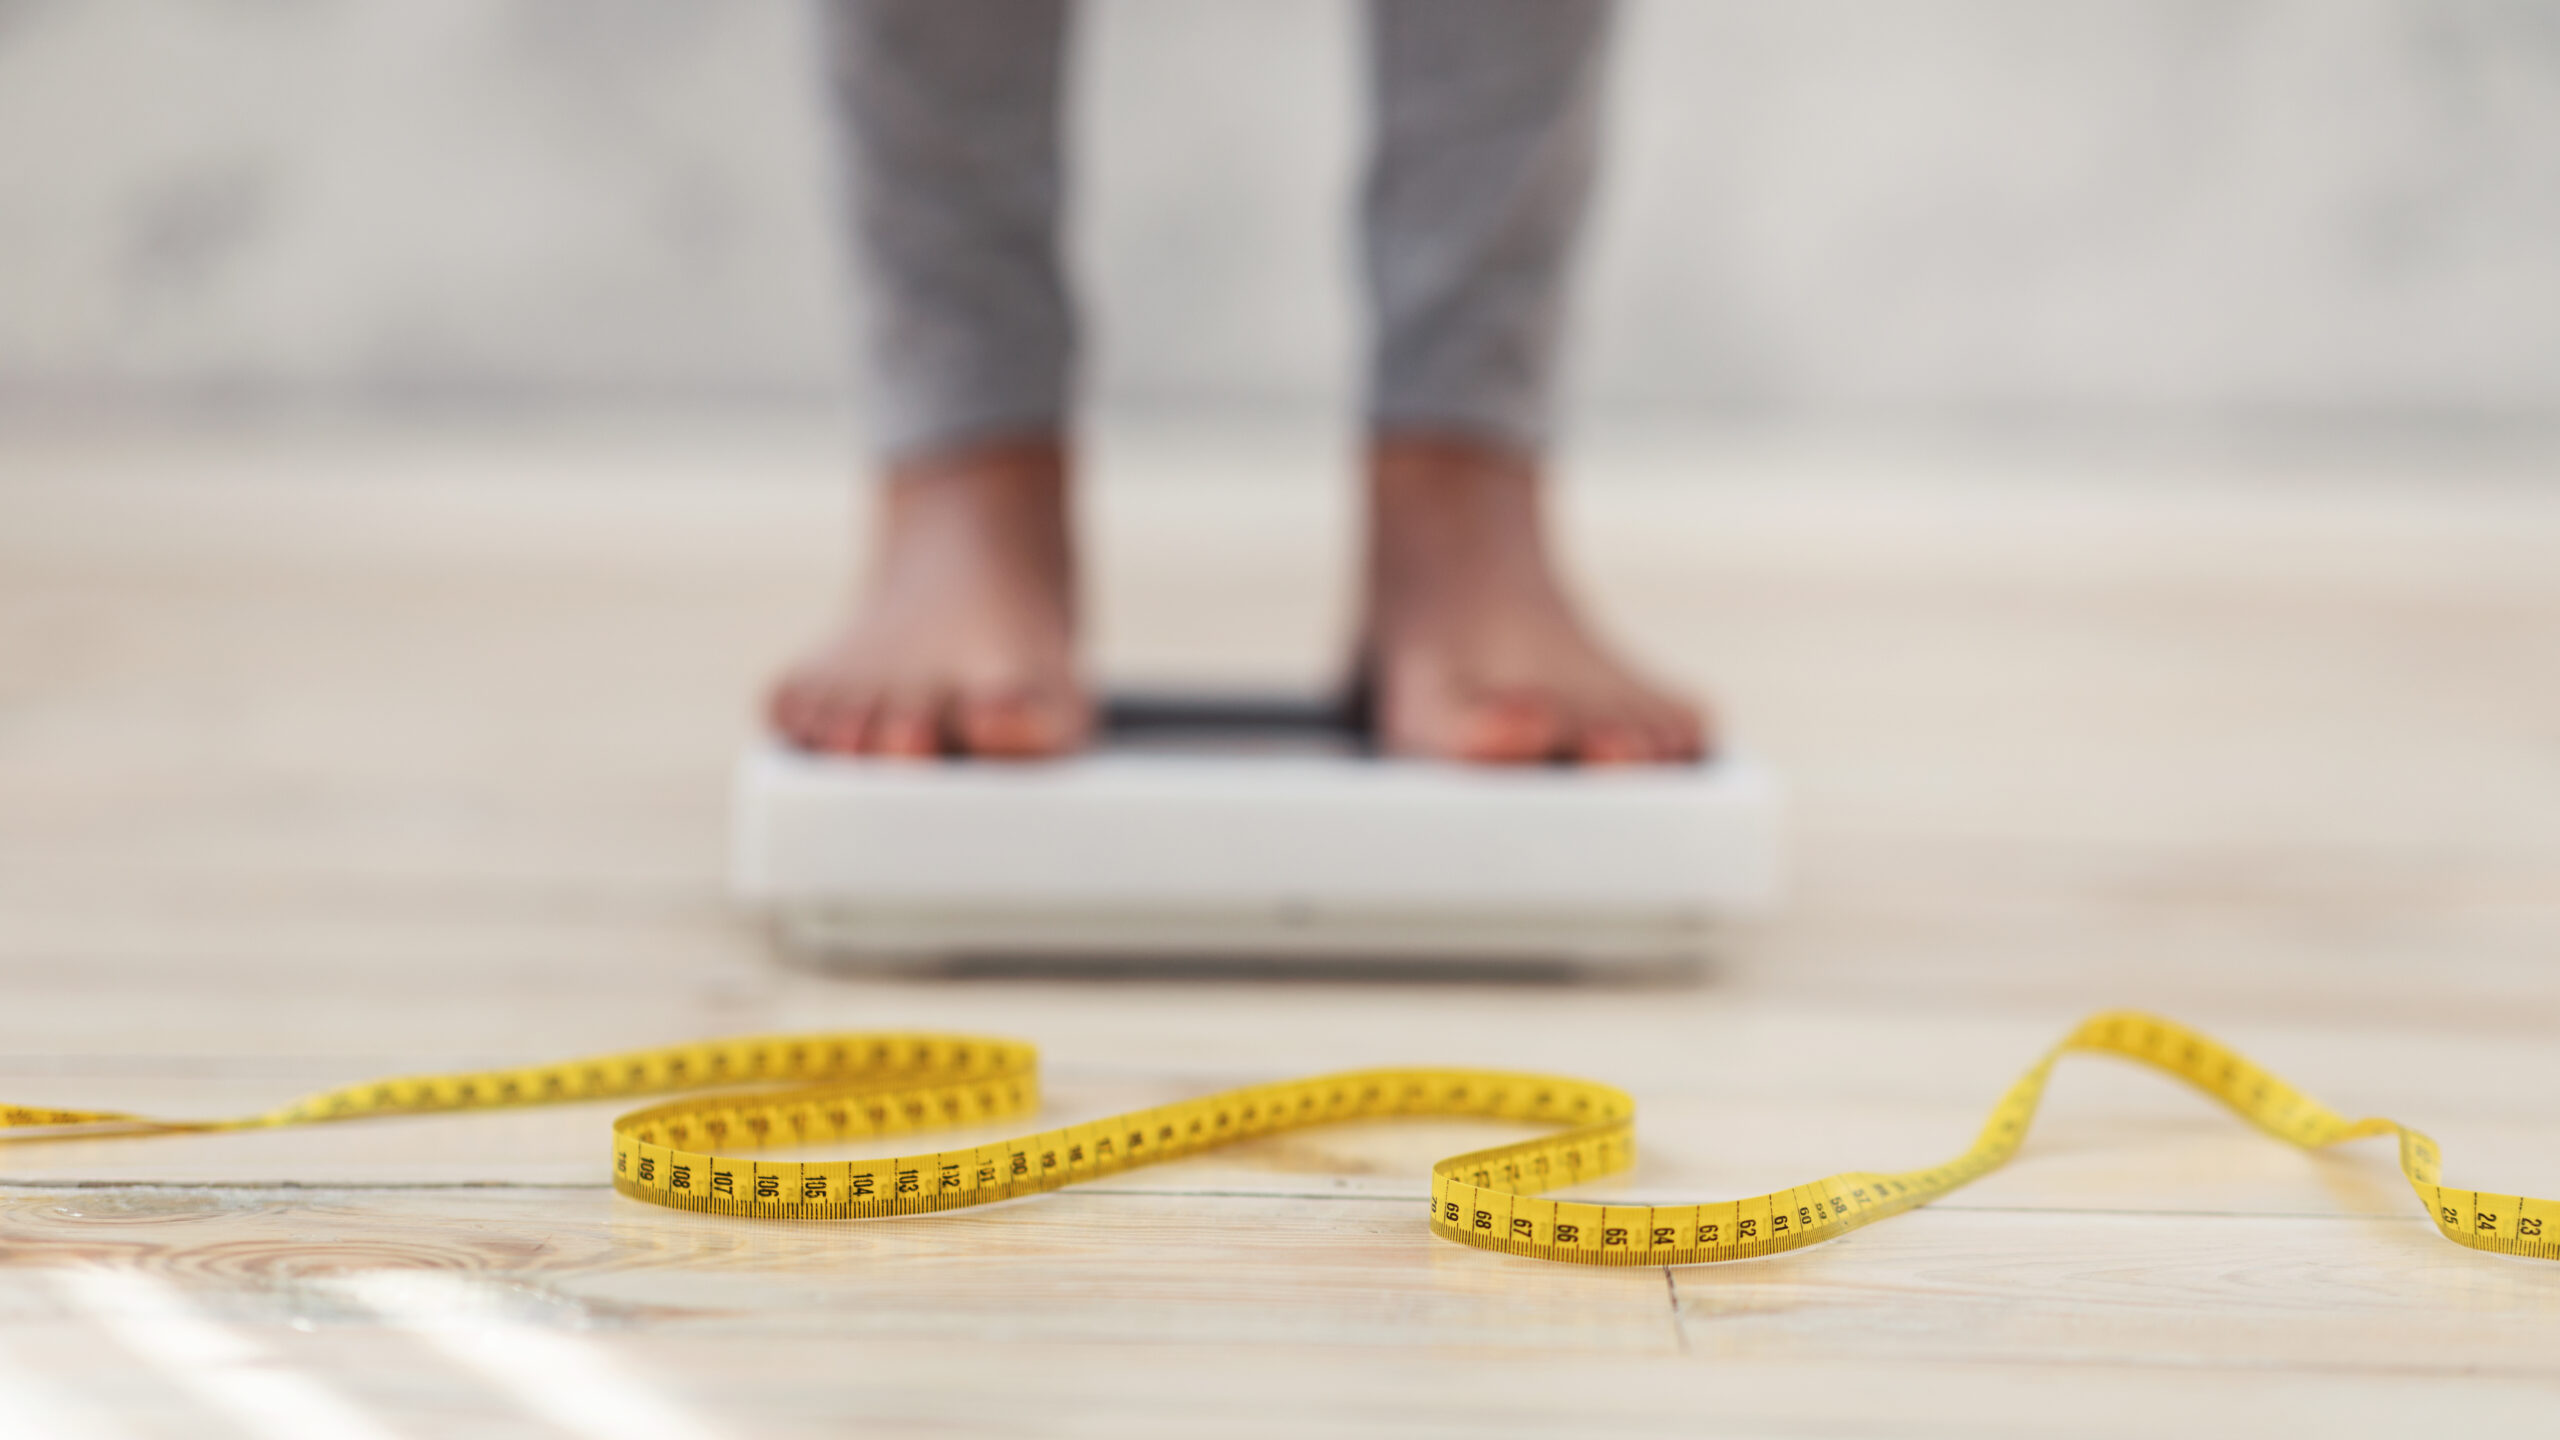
left=732, top=693, right=1781, bottom=970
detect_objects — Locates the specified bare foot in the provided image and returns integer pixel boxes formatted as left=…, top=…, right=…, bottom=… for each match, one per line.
left=1361, top=434, right=1710, bottom=765
left=768, top=437, right=1088, bottom=758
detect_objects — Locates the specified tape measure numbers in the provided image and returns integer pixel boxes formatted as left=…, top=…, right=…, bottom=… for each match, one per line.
left=6, top=1011, right=2550, bottom=1265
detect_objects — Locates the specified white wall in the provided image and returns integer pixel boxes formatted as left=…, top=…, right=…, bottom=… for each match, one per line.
left=2, top=0, right=2555, bottom=426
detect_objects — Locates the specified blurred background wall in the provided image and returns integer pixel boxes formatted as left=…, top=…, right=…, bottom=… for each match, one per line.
left=2, top=0, right=2555, bottom=432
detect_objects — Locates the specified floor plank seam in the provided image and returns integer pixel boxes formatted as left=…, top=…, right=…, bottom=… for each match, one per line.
left=1858, top=1352, right=2560, bottom=1384
left=1931, top=1203, right=2430, bottom=1222
left=0, top=1181, right=616, bottom=1193
left=1662, top=1269, right=1690, bottom=1356
left=0, top=1183, right=2444, bottom=1225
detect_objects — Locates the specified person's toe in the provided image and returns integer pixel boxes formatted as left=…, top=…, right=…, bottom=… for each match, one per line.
left=767, top=678, right=817, bottom=747
left=957, top=687, right=1084, bottom=759
left=1650, top=697, right=1712, bottom=762
left=869, top=700, right=941, bottom=758
left=785, top=686, right=840, bottom=751
left=1575, top=716, right=1656, bottom=765
left=1447, top=690, right=1565, bottom=763
left=1380, top=666, right=1563, bottom=763
left=815, top=695, right=875, bottom=754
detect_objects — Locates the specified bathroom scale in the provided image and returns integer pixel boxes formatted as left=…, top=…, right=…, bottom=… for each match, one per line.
left=732, top=692, right=1781, bottom=969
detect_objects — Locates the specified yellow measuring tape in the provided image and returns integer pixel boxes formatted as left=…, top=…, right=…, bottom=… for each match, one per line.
left=6, top=1010, right=2550, bottom=1265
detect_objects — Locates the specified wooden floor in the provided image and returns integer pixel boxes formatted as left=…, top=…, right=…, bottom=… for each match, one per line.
left=3, top=417, right=2557, bottom=1437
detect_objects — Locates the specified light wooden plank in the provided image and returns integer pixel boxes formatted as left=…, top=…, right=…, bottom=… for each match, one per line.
left=9, top=1188, right=2558, bottom=1372
left=3, top=420, right=2557, bottom=1436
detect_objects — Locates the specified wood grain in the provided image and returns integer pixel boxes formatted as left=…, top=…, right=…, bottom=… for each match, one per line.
left=3, top=419, right=2557, bottom=1437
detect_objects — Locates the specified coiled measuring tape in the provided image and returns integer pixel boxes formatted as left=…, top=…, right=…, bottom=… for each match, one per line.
left=6, top=1011, right=2550, bottom=1265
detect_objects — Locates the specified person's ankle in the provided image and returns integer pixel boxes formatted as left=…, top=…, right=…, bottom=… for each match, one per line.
left=1366, top=430, right=1551, bottom=599
left=881, top=434, right=1068, bottom=521
left=873, top=433, right=1075, bottom=594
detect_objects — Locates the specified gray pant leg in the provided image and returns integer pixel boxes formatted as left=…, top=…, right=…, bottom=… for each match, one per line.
left=1364, top=0, right=1615, bottom=454
left=820, top=0, right=1074, bottom=462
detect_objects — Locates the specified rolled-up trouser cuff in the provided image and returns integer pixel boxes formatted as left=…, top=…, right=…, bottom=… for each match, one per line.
left=864, top=382, right=1070, bottom=467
